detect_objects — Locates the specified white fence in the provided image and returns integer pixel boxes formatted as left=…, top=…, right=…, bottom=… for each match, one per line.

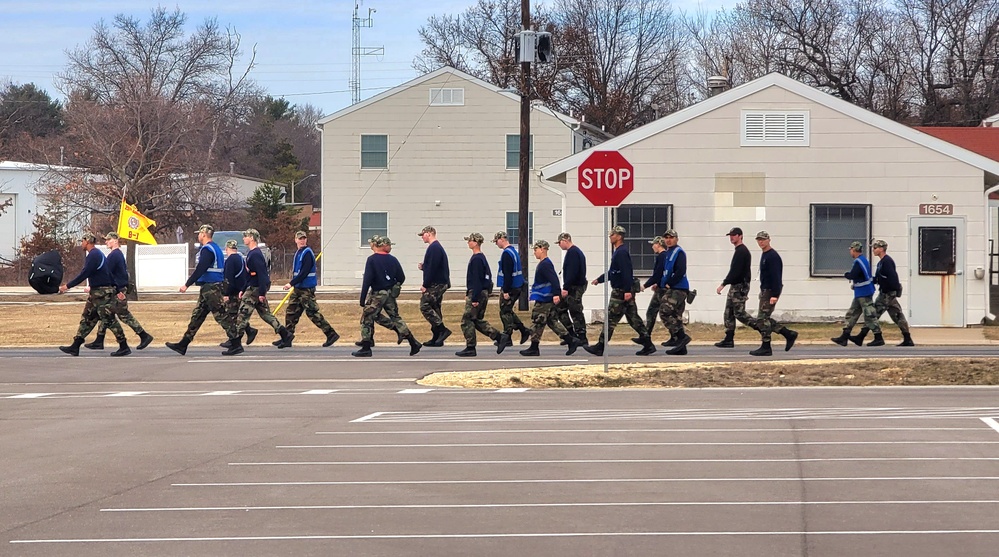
left=98, top=243, right=188, bottom=289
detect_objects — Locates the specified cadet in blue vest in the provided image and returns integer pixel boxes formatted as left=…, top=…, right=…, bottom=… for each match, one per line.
left=583, top=226, right=656, bottom=357
left=85, top=232, right=153, bottom=352
left=492, top=231, right=531, bottom=348
left=417, top=225, right=452, bottom=346
left=167, top=224, right=231, bottom=355
left=223, top=228, right=293, bottom=356
left=520, top=240, right=586, bottom=357
left=455, top=232, right=503, bottom=357
left=58, top=233, right=129, bottom=356
left=279, top=230, right=339, bottom=349
left=219, top=240, right=257, bottom=350
left=831, top=241, right=884, bottom=347
left=353, top=236, right=422, bottom=357
left=750, top=231, right=798, bottom=356
left=658, top=229, right=693, bottom=355
left=850, top=239, right=914, bottom=347
left=637, top=235, right=669, bottom=346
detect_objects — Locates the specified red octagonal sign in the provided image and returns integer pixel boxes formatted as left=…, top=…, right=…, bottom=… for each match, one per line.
left=578, top=150, right=634, bottom=207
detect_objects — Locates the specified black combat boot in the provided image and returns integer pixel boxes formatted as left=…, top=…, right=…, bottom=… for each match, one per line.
left=355, top=338, right=376, bottom=347
left=455, top=345, right=477, bottom=357
left=830, top=328, right=851, bottom=346
left=494, top=335, right=513, bottom=348
left=396, top=329, right=405, bottom=345
left=84, top=333, right=105, bottom=350
left=351, top=341, right=372, bottom=357
left=636, top=336, right=657, bottom=356
left=136, top=331, right=154, bottom=350
left=276, top=326, right=294, bottom=349
left=406, top=333, right=422, bottom=356
left=424, top=325, right=442, bottom=347
left=779, top=327, right=798, bottom=352
left=665, top=330, right=689, bottom=355
left=221, top=337, right=243, bottom=356
left=583, top=342, right=605, bottom=356
left=662, top=332, right=679, bottom=347
left=849, top=327, right=869, bottom=346
left=714, top=331, right=735, bottom=348
left=867, top=332, right=885, bottom=347
left=59, top=337, right=85, bottom=356
left=245, top=327, right=258, bottom=345
left=750, top=341, right=773, bottom=356
left=563, top=335, right=585, bottom=356
left=436, top=326, right=452, bottom=346
left=519, top=341, right=540, bottom=356
left=323, top=330, right=340, bottom=348
left=496, top=333, right=512, bottom=354
left=898, top=332, right=915, bottom=347
left=110, top=341, right=131, bottom=357
left=518, top=325, right=531, bottom=345
left=166, top=338, right=190, bottom=356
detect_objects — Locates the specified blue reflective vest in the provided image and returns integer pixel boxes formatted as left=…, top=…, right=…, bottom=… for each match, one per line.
left=197, top=242, right=225, bottom=284
left=293, top=247, right=318, bottom=288
left=496, top=246, right=525, bottom=289
left=660, top=246, right=690, bottom=290
left=852, top=255, right=876, bottom=298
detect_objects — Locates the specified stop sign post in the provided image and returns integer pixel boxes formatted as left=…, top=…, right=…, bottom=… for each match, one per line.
left=578, top=150, right=634, bottom=207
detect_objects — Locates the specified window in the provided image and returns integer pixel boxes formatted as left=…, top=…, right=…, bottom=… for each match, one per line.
left=506, top=134, right=534, bottom=169
left=360, top=134, right=388, bottom=169
left=613, top=204, right=674, bottom=274
left=360, top=212, right=388, bottom=246
left=741, top=111, right=809, bottom=146
left=810, top=204, right=872, bottom=276
left=918, top=227, right=957, bottom=275
left=429, top=88, right=464, bottom=106
left=505, top=211, right=534, bottom=246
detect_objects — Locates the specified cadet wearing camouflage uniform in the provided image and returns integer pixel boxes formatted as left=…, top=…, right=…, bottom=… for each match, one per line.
left=556, top=232, right=588, bottom=343
left=638, top=236, right=668, bottom=345
left=658, top=229, right=693, bottom=355
left=714, top=227, right=755, bottom=348
left=352, top=236, right=422, bottom=357
left=493, top=231, right=531, bottom=346
left=583, top=226, right=656, bottom=357
left=519, top=240, right=585, bottom=357
left=219, top=240, right=257, bottom=349
left=167, top=224, right=230, bottom=356
left=85, top=232, right=153, bottom=352
left=831, top=241, right=884, bottom=347
left=353, top=236, right=404, bottom=348
left=455, top=232, right=503, bottom=357
left=849, top=239, right=914, bottom=347
left=280, top=231, right=339, bottom=349
left=58, top=233, right=130, bottom=357
left=222, top=229, right=293, bottom=356
left=417, top=225, right=452, bottom=346
left=750, top=231, right=798, bottom=356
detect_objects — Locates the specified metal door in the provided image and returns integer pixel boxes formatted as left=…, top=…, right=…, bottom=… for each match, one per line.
left=907, top=216, right=965, bottom=326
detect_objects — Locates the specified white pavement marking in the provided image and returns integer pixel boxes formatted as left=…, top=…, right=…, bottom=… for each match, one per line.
left=7, top=393, right=54, bottom=398
left=105, top=391, right=147, bottom=397
left=982, top=417, right=999, bottom=434
left=13, top=530, right=999, bottom=544
left=233, top=457, right=999, bottom=466
left=100, top=499, right=999, bottom=512
left=301, top=389, right=338, bottom=395
left=201, top=391, right=240, bottom=396
left=496, top=388, right=530, bottom=392
left=173, top=477, right=999, bottom=487
left=317, top=427, right=986, bottom=435
left=398, top=389, right=434, bottom=394
left=264, top=441, right=999, bottom=449
left=352, top=412, right=384, bottom=423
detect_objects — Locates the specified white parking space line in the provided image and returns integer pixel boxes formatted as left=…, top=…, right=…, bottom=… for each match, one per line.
left=317, top=427, right=986, bottom=435
left=270, top=441, right=999, bottom=449
left=7, top=393, right=54, bottom=398
left=982, top=417, right=999, bottom=434
left=105, top=391, right=147, bottom=397
left=398, top=389, right=434, bottom=394
left=301, top=389, right=338, bottom=395
left=230, top=457, right=999, bottom=466
left=352, top=412, right=384, bottom=422
left=201, top=391, right=241, bottom=396
left=496, top=388, right=530, bottom=392
left=173, top=476, right=999, bottom=487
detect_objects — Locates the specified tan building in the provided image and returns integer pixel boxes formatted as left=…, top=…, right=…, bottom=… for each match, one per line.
left=541, top=73, right=999, bottom=327
left=316, top=67, right=607, bottom=288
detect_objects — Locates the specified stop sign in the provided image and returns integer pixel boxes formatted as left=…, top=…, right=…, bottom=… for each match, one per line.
left=577, top=151, right=634, bottom=206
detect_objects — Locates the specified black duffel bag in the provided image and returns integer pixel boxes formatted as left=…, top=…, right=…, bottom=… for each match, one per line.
left=28, top=250, right=63, bottom=294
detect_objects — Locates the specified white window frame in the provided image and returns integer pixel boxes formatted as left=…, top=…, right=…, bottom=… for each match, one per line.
left=360, top=211, right=388, bottom=247
left=429, top=88, right=465, bottom=106
left=360, top=134, right=389, bottom=169
left=809, top=203, right=872, bottom=277
left=741, top=110, right=809, bottom=146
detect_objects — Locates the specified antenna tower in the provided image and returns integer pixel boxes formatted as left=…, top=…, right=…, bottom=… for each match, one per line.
left=351, top=2, right=384, bottom=105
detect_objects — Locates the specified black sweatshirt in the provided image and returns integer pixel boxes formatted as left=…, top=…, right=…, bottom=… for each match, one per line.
left=722, top=244, right=752, bottom=286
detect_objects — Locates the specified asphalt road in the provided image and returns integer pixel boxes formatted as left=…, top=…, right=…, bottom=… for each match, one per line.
left=2, top=346, right=999, bottom=556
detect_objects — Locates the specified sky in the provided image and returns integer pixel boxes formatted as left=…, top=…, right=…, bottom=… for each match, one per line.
left=0, top=0, right=724, bottom=118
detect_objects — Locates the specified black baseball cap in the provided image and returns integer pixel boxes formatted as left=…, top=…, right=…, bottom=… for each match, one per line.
left=726, top=227, right=743, bottom=236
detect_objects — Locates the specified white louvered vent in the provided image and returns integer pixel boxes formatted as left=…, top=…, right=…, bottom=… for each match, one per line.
left=429, top=88, right=465, bottom=106
left=741, top=111, right=809, bottom=146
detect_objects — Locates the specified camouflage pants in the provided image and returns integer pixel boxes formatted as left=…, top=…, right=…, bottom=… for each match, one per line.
left=93, top=295, right=145, bottom=337
left=420, top=283, right=448, bottom=328
left=874, top=290, right=910, bottom=334
left=753, top=289, right=786, bottom=343
left=644, top=289, right=661, bottom=334
left=499, top=285, right=527, bottom=334
left=723, top=283, right=755, bottom=332
left=557, top=283, right=588, bottom=339
left=284, top=287, right=335, bottom=336
left=460, top=290, right=500, bottom=347
left=183, top=283, right=230, bottom=342
left=845, top=295, right=882, bottom=334
left=233, top=286, right=282, bottom=338
left=529, top=301, right=569, bottom=343
left=221, top=296, right=241, bottom=334
left=76, top=286, right=125, bottom=342
left=374, top=284, right=404, bottom=334
left=657, top=288, right=688, bottom=336
left=595, top=288, right=648, bottom=345
left=361, top=288, right=411, bottom=342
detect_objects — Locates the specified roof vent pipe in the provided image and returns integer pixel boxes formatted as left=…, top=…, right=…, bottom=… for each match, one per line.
left=707, top=75, right=730, bottom=97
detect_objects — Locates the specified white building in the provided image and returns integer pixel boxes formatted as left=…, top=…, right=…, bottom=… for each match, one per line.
left=0, top=161, right=79, bottom=261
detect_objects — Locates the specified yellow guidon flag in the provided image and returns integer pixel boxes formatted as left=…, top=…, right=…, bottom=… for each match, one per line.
left=117, top=199, right=158, bottom=245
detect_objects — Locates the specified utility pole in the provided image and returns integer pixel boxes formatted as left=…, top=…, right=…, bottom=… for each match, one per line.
left=351, top=2, right=383, bottom=105
left=517, top=0, right=531, bottom=311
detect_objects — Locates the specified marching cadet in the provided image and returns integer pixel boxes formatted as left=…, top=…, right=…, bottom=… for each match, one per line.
left=636, top=236, right=668, bottom=346
left=85, top=232, right=153, bottom=352
left=280, top=230, right=339, bottom=349
left=417, top=225, right=452, bottom=346
left=658, top=229, right=692, bottom=355
left=455, top=232, right=504, bottom=357
left=520, top=240, right=585, bottom=356
left=58, top=233, right=130, bottom=357
left=492, top=231, right=531, bottom=347
left=353, top=235, right=404, bottom=348
left=750, top=231, right=798, bottom=356
left=222, top=229, right=293, bottom=356
left=849, top=239, right=914, bottom=346
left=352, top=236, right=422, bottom=357
left=831, top=241, right=884, bottom=347
left=167, top=224, right=230, bottom=356
left=219, top=240, right=256, bottom=349
left=584, top=226, right=656, bottom=357
left=714, top=227, right=754, bottom=348
left=556, top=232, right=589, bottom=344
